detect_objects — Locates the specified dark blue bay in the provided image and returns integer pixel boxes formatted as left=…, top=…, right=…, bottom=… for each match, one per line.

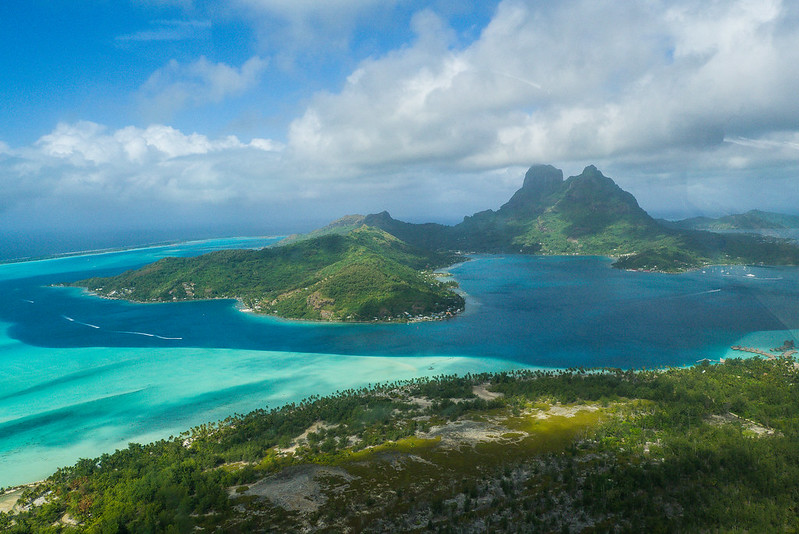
left=4, top=253, right=796, bottom=368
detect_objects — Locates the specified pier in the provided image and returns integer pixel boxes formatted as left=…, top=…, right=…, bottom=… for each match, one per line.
left=731, top=346, right=777, bottom=359
left=731, top=340, right=798, bottom=360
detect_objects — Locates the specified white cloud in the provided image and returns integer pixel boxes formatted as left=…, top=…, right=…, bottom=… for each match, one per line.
left=1, top=122, right=284, bottom=210
left=140, top=56, right=269, bottom=119
left=248, top=138, right=285, bottom=151
left=286, top=0, right=799, bottom=182
left=0, top=117, right=494, bottom=237
left=4, top=0, right=799, bottom=238
left=34, top=122, right=263, bottom=165
left=726, top=133, right=799, bottom=152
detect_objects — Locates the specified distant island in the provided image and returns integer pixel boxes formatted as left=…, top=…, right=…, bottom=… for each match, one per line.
left=349, top=165, right=799, bottom=272
left=72, top=164, right=799, bottom=321
left=664, top=209, right=799, bottom=231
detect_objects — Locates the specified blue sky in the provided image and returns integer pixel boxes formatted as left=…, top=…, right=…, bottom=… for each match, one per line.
left=0, top=1, right=494, bottom=144
left=2, top=0, right=799, bottom=254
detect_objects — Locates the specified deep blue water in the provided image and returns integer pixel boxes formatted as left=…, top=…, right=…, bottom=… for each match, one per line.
left=4, top=252, right=796, bottom=368
left=1, top=237, right=798, bottom=486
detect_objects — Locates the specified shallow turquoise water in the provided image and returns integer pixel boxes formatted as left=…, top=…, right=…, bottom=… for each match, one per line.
left=1, top=237, right=798, bottom=486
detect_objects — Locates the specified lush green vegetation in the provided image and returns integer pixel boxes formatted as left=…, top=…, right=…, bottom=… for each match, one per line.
left=362, top=165, right=799, bottom=271
left=3, top=357, right=799, bottom=532
left=72, top=226, right=464, bottom=322
left=73, top=164, right=799, bottom=325
left=278, top=214, right=369, bottom=245
left=667, top=209, right=799, bottom=231
left=615, top=229, right=799, bottom=272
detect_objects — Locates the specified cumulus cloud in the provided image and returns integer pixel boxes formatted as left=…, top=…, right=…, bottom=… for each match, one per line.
left=4, top=0, right=799, bottom=242
left=1, top=122, right=283, bottom=210
left=34, top=122, right=261, bottom=165
left=140, top=56, right=269, bottom=119
left=0, top=118, right=492, bottom=240
left=287, top=0, right=799, bottom=184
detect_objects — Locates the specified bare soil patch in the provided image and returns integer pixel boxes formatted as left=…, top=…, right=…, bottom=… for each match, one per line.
left=535, top=404, right=599, bottom=419
left=0, top=488, right=24, bottom=514
left=472, top=383, right=504, bottom=401
left=708, top=412, right=777, bottom=436
left=239, top=464, right=355, bottom=513
left=419, top=419, right=508, bottom=448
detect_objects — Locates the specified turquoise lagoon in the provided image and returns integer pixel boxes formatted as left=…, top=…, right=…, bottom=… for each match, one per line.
left=1, top=237, right=798, bottom=486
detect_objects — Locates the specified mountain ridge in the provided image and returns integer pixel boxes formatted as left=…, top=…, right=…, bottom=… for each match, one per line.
left=72, top=164, right=799, bottom=320
left=348, top=165, right=799, bottom=271
left=666, top=209, right=799, bottom=231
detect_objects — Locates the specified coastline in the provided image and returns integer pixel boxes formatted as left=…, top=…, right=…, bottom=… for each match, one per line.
left=0, top=482, right=43, bottom=514
left=0, top=339, right=534, bottom=488
left=70, top=257, right=468, bottom=325
left=5, top=347, right=795, bottom=493
left=3, top=329, right=795, bottom=489
left=73, top=288, right=465, bottom=325
left=0, top=235, right=285, bottom=266
left=0, top=241, right=183, bottom=266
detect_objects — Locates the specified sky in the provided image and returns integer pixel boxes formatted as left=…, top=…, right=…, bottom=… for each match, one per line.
left=2, top=0, right=799, bottom=256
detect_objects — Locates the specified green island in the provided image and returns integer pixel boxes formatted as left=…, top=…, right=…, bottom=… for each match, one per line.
left=665, top=209, right=799, bottom=231
left=71, top=164, right=799, bottom=323
left=3, top=356, right=799, bottom=532
left=73, top=226, right=463, bottom=323
left=358, top=165, right=799, bottom=272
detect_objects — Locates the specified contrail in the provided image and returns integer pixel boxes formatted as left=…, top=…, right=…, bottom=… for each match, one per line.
left=488, top=70, right=543, bottom=90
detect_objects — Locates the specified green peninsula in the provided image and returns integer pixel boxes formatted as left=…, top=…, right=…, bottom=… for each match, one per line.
left=74, top=227, right=463, bottom=322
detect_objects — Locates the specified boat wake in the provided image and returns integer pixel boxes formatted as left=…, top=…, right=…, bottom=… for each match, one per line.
left=61, top=315, right=101, bottom=329
left=61, top=315, right=181, bottom=339
left=114, top=330, right=183, bottom=340
left=670, top=288, right=722, bottom=299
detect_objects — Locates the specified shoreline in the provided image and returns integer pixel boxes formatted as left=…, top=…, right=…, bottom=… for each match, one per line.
left=0, top=481, right=43, bottom=514
left=67, top=256, right=468, bottom=326
left=69, top=288, right=465, bottom=325
left=7, top=245, right=798, bottom=491
left=0, top=351, right=535, bottom=489
left=1, top=235, right=284, bottom=267
left=4, top=349, right=794, bottom=492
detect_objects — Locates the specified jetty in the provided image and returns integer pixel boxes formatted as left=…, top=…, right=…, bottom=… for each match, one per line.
left=731, top=346, right=776, bottom=359
left=732, top=340, right=799, bottom=360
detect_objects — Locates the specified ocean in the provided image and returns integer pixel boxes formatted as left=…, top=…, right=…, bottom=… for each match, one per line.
left=1, top=237, right=798, bottom=486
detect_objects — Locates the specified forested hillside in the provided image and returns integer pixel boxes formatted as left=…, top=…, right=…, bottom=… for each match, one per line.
left=3, top=357, right=799, bottom=532
left=73, top=226, right=463, bottom=322
left=667, top=209, right=799, bottom=231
